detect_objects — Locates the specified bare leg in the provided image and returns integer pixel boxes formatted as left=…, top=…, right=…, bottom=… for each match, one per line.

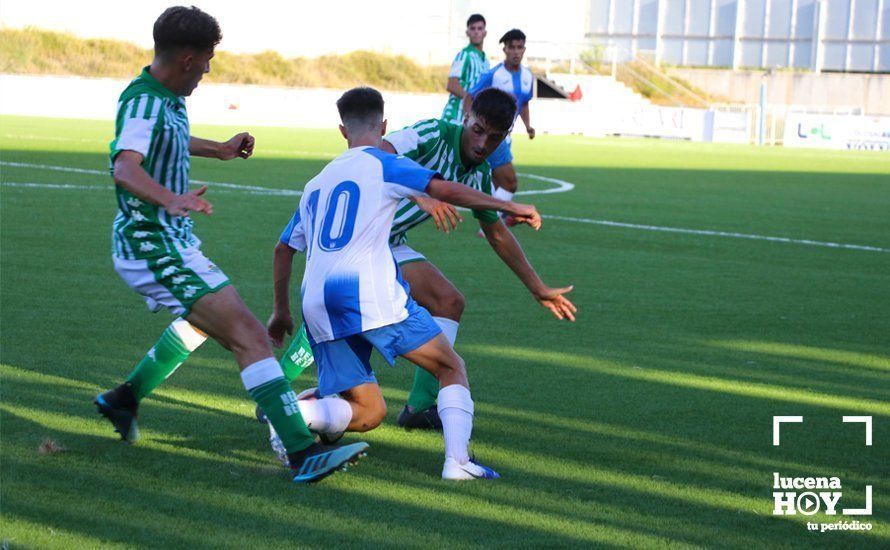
left=401, top=261, right=465, bottom=322
left=339, top=383, right=387, bottom=432
left=184, top=285, right=273, bottom=370
left=401, top=334, right=468, bottom=389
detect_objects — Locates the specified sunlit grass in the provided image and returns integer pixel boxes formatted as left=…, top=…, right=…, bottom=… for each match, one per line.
left=464, top=345, right=890, bottom=417
left=709, top=340, right=890, bottom=372
left=2, top=115, right=888, bottom=547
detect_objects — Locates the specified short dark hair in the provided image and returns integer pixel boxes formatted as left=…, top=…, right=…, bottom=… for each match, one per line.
left=336, top=87, right=384, bottom=130
left=153, top=6, right=222, bottom=58
left=467, top=14, right=486, bottom=27
left=470, top=89, right=517, bottom=132
left=500, top=29, right=526, bottom=45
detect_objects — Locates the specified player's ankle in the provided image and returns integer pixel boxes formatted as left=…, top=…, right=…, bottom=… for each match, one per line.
left=105, top=382, right=138, bottom=410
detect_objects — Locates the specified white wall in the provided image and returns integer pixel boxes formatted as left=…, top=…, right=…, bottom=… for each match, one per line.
left=0, top=74, right=711, bottom=140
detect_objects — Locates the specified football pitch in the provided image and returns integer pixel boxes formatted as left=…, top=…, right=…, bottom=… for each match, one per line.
left=1, top=114, right=888, bottom=548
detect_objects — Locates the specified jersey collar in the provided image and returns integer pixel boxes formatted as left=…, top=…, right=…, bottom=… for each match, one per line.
left=139, top=66, right=184, bottom=104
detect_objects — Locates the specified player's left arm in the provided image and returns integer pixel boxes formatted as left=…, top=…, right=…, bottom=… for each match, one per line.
left=520, top=103, right=535, bottom=140
left=481, top=220, right=576, bottom=321
left=267, top=241, right=297, bottom=348
left=189, top=133, right=255, bottom=160
left=267, top=209, right=306, bottom=347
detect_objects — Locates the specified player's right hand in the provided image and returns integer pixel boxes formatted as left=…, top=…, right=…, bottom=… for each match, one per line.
left=165, top=185, right=213, bottom=216
left=267, top=312, right=294, bottom=348
left=506, top=202, right=541, bottom=230
left=414, top=196, right=463, bottom=234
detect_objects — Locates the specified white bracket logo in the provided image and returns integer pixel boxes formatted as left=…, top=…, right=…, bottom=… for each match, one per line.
left=773, top=415, right=803, bottom=446
left=772, top=415, right=874, bottom=518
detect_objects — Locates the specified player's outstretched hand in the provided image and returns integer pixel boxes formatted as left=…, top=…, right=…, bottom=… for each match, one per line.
left=505, top=202, right=542, bottom=230
left=413, top=196, right=463, bottom=233
left=165, top=185, right=213, bottom=216
left=267, top=311, right=294, bottom=348
left=219, top=132, right=255, bottom=160
left=534, top=285, right=577, bottom=321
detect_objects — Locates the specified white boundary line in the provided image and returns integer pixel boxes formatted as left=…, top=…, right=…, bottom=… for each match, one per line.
left=2, top=161, right=886, bottom=253
left=547, top=215, right=888, bottom=253
left=516, top=173, right=575, bottom=195
left=0, top=161, right=298, bottom=196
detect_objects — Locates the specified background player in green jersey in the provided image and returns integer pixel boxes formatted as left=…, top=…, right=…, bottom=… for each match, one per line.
left=442, top=14, right=489, bottom=125
left=263, top=89, right=576, bottom=444
left=93, top=5, right=367, bottom=483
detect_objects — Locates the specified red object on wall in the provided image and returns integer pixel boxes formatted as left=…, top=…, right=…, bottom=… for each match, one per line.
left=569, top=85, right=583, bottom=102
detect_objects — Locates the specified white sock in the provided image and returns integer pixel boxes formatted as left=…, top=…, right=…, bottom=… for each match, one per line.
left=493, top=187, right=514, bottom=202
left=432, top=317, right=459, bottom=346
left=170, top=318, right=207, bottom=352
left=240, top=357, right=285, bottom=391
left=437, top=384, right=474, bottom=463
left=298, top=397, right=353, bottom=434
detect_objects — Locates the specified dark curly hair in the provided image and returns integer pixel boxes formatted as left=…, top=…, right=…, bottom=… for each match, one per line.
left=470, top=89, right=517, bottom=132
left=153, top=6, right=222, bottom=58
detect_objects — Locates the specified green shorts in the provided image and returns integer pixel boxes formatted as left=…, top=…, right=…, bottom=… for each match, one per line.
left=113, top=246, right=230, bottom=316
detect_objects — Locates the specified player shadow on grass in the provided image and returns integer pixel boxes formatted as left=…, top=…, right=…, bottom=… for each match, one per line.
left=4, top=147, right=889, bottom=546
left=2, top=410, right=608, bottom=547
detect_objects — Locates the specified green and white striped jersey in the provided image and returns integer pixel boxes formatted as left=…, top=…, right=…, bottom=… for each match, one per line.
left=442, top=44, right=489, bottom=124
left=385, top=118, right=499, bottom=246
left=109, top=67, right=198, bottom=260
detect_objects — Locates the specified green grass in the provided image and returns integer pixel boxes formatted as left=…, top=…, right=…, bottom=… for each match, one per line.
left=1, top=114, right=889, bottom=548
left=0, top=28, right=447, bottom=91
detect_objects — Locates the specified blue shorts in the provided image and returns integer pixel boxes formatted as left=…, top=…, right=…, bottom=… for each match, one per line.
left=311, top=306, right=442, bottom=396
left=488, top=136, right=513, bottom=169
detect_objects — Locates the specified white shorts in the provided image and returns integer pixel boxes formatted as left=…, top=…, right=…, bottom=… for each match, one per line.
left=390, top=243, right=427, bottom=266
left=113, top=247, right=230, bottom=316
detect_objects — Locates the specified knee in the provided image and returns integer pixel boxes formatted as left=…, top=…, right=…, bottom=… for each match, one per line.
left=353, top=398, right=387, bottom=432
left=227, top=318, right=268, bottom=354
left=436, top=354, right=466, bottom=379
left=434, top=288, right=465, bottom=319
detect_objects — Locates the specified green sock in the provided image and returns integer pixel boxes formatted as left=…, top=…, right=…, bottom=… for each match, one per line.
left=280, top=324, right=315, bottom=383
left=126, top=322, right=199, bottom=402
left=406, top=367, right=439, bottom=411
left=248, top=374, right=314, bottom=453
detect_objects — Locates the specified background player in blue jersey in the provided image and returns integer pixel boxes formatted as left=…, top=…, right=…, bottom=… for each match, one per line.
left=463, top=29, right=535, bottom=214
left=280, top=87, right=541, bottom=480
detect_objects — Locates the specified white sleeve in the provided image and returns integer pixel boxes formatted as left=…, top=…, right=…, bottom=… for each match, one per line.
left=384, top=127, right=420, bottom=155
left=448, top=51, right=464, bottom=78
left=113, top=95, right=162, bottom=158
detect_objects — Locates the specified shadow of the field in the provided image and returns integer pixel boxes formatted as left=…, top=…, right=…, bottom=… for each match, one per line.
left=2, top=148, right=889, bottom=547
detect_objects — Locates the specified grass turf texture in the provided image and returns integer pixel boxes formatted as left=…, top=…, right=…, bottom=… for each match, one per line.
left=1, top=114, right=888, bottom=548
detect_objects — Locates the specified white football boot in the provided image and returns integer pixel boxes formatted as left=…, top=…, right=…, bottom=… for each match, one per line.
left=442, top=457, right=500, bottom=480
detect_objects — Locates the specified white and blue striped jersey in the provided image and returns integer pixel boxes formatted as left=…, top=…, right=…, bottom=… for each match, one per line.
left=469, top=62, right=535, bottom=124
left=281, top=146, right=437, bottom=343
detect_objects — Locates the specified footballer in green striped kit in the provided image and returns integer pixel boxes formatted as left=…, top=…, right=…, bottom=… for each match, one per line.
left=260, top=88, right=576, bottom=451
left=441, top=14, right=490, bottom=124
left=95, top=5, right=368, bottom=484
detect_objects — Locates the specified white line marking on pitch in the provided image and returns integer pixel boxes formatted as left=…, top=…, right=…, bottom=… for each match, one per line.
left=2, top=161, right=886, bottom=253
left=0, top=161, right=298, bottom=196
left=547, top=215, right=887, bottom=252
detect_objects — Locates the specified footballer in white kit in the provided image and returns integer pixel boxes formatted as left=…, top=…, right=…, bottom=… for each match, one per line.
left=285, top=87, right=542, bottom=479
